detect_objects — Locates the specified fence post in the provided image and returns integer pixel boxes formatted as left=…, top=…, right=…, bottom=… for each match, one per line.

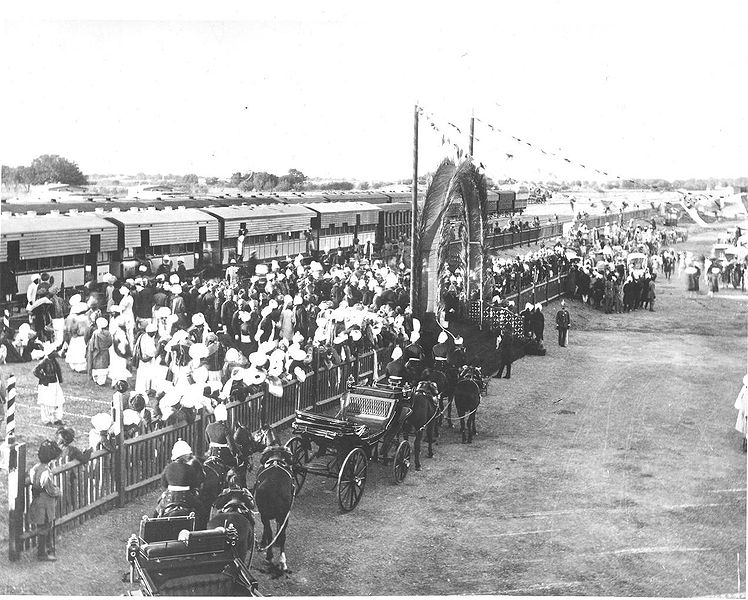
left=6, top=441, right=26, bottom=561
left=116, top=407, right=126, bottom=507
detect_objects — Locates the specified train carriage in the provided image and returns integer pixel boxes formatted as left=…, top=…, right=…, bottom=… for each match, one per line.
left=200, top=203, right=316, bottom=263
left=375, top=201, right=412, bottom=248
left=303, top=201, right=381, bottom=254
left=0, top=210, right=119, bottom=294
left=104, top=206, right=220, bottom=278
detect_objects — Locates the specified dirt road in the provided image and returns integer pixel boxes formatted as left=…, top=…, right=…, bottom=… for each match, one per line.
left=1, top=226, right=745, bottom=596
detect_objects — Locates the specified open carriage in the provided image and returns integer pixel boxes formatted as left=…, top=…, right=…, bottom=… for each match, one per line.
left=125, top=514, right=260, bottom=596
left=284, top=384, right=412, bottom=512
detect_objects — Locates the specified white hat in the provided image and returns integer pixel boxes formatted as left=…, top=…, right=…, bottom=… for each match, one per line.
left=535, top=303, right=542, bottom=311
left=294, top=366, right=307, bottom=382
left=410, top=331, right=420, bottom=343
left=172, top=284, right=183, bottom=295
left=438, top=331, right=448, bottom=343
left=268, top=299, right=279, bottom=310
left=91, top=412, right=113, bottom=431
left=160, top=391, right=181, bottom=408
left=96, top=317, right=108, bottom=329
left=198, top=285, right=209, bottom=295
left=73, top=302, right=89, bottom=315
left=333, top=332, right=348, bottom=344
left=69, top=294, right=82, bottom=306
left=166, top=313, right=179, bottom=325
left=261, top=306, right=272, bottom=318
left=412, top=318, right=421, bottom=333
left=213, top=403, right=228, bottom=422
left=245, top=368, right=267, bottom=386
left=123, top=409, right=140, bottom=426
left=239, top=311, right=251, bottom=322
left=292, top=331, right=305, bottom=344
left=290, top=346, right=307, bottom=361
left=146, top=322, right=158, bottom=333
left=294, top=295, right=303, bottom=306
left=191, top=313, right=205, bottom=326
left=391, top=346, right=403, bottom=360
left=31, top=273, right=41, bottom=281
left=454, top=336, right=464, bottom=345
left=120, top=286, right=130, bottom=295
left=169, top=274, right=180, bottom=285
left=349, top=329, right=362, bottom=341
left=163, top=255, right=171, bottom=263
left=525, top=303, right=533, bottom=311
left=225, top=348, right=243, bottom=364
left=156, top=306, right=172, bottom=318
left=249, top=351, right=269, bottom=367
left=189, top=343, right=208, bottom=360
left=267, top=375, right=284, bottom=398
left=171, top=439, right=192, bottom=460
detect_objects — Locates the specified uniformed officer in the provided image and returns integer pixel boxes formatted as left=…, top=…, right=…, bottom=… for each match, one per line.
left=432, top=331, right=452, bottom=368
left=205, top=404, right=238, bottom=467
left=385, top=346, right=406, bottom=386
left=157, top=439, right=205, bottom=518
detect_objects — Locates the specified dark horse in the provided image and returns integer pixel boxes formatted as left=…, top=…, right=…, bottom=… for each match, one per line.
left=402, top=375, right=440, bottom=470
left=254, top=443, right=295, bottom=575
left=208, top=486, right=256, bottom=566
left=453, top=365, right=483, bottom=444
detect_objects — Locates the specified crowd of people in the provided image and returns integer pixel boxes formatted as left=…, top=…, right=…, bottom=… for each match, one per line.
left=0, top=250, right=425, bottom=441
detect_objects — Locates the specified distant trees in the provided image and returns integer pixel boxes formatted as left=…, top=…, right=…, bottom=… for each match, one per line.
left=1, top=155, right=88, bottom=191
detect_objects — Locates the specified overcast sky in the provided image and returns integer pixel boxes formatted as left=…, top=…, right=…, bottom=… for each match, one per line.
left=2, top=1, right=747, bottom=183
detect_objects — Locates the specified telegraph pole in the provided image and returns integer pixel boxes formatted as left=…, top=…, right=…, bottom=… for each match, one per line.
left=469, top=110, right=475, bottom=157
left=409, top=104, right=419, bottom=314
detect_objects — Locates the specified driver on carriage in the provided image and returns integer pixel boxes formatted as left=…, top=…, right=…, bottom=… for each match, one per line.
left=205, top=403, right=238, bottom=468
left=156, top=440, right=206, bottom=517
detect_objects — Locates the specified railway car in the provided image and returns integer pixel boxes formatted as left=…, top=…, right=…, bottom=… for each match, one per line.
left=303, top=201, right=381, bottom=254
left=375, top=202, right=412, bottom=248
left=200, top=203, right=316, bottom=263
left=104, top=206, right=220, bottom=278
left=0, top=209, right=119, bottom=295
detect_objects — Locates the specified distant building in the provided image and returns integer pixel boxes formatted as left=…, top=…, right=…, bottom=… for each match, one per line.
left=127, top=184, right=176, bottom=199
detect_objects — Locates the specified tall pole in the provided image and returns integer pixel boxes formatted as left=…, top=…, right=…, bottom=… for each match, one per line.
left=410, top=104, right=419, bottom=314
left=469, top=111, right=475, bottom=157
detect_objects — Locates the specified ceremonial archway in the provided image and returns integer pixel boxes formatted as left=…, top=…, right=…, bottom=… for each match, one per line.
left=411, top=158, right=488, bottom=318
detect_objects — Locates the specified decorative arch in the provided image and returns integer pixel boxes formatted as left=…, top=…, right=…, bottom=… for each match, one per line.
left=412, top=159, right=488, bottom=317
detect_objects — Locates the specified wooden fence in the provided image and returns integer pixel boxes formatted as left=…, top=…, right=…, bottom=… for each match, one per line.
left=7, top=346, right=390, bottom=558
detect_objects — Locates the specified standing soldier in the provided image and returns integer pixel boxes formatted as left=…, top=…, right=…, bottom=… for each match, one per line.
left=555, top=300, right=571, bottom=347
left=494, top=327, right=514, bottom=379
left=27, top=440, right=62, bottom=561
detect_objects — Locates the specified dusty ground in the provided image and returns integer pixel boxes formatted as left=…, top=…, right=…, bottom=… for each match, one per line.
left=0, top=224, right=746, bottom=596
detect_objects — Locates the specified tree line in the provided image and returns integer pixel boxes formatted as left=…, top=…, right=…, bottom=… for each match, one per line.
left=2, top=155, right=88, bottom=191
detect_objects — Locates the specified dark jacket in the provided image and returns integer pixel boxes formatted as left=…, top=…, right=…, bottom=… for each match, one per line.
left=33, top=355, right=63, bottom=386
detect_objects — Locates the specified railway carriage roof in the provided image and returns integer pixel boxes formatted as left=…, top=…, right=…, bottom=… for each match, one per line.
left=103, top=206, right=219, bottom=225
left=200, top=203, right=316, bottom=220
left=0, top=211, right=117, bottom=234
left=301, top=201, right=382, bottom=214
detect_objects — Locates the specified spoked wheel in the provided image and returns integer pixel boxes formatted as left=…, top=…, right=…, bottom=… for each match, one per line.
left=392, top=440, right=411, bottom=484
left=285, top=436, right=309, bottom=494
left=337, top=447, right=367, bottom=512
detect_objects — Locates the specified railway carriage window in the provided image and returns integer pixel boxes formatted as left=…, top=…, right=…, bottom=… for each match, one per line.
left=25, top=258, right=39, bottom=271
left=356, top=214, right=361, bottom=226
left=199, top=226, right=207, bottom=243
left=39, top=257, right=51, bottom=269
left=342, top=222, right=348, bottom=234
left=63, top=255, right=74, bottom=268
left=51, top=256, right=63, bottom=269
left=290, top=231, right=300, bottom=239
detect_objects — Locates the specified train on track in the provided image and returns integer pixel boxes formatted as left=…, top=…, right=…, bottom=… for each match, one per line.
left=0, top=189, right=528, bottom=298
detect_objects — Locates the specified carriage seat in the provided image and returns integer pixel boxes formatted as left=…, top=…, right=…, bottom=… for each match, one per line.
left=139, top=514, right=196, bottom=543
left=340, top=389, right=398, bottom=434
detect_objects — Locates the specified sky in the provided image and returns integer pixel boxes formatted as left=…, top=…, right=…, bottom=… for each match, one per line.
left=2, top=1, right=747, bottom=183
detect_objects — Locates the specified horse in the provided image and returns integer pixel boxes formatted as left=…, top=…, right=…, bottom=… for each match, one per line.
left=208, top=486, right=256, bottom=566
left=429, top=363, right=456, bottom=431
left=253, top=443, right=295, bottom=575
left=402, top=376, right=439, bottom=470
left=453, top=365, right=483, bottom=444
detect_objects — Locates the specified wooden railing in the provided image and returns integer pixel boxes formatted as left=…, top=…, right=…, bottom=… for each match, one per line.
left=7, top=346, right=391, bottom=558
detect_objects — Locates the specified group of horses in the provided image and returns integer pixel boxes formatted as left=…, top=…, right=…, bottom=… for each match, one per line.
left=395, top=354, right=485, bottom=472
left=151, top=329, right=486, bottom=579
left=154, top=424, right=295, bottom=575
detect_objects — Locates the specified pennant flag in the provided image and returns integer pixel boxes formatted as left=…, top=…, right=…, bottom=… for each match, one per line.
left=564, top=158, right=571, bottom=163
left=506, top=153, right=514, bottom=159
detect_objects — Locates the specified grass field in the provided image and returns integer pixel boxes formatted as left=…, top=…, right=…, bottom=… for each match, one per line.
left=0, top=223, right=746, bottom=596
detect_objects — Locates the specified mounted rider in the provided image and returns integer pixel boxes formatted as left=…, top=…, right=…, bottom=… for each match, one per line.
left=156, top=439, right=205, bottom=517
left=403, top=330, right=425, bottom=384
left=205, top=403, right=238, bottom=468
left=432, top=331, right=453, bottom=369
left=385, top=346, right=407, bottom=387
left=447, top=336, right=467, bottom=370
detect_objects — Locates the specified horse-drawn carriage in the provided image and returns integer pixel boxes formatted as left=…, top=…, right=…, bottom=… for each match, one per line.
left=125, top=513, right=261, bottom=596
left=285, top=383, right=412, bottom=512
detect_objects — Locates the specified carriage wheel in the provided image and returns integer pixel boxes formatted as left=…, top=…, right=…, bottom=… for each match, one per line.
left=337, top=448, right=367, bottom=512
left=285, top=436, right=309, bottom=494
left=392, top=440, right=411, bottom=484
